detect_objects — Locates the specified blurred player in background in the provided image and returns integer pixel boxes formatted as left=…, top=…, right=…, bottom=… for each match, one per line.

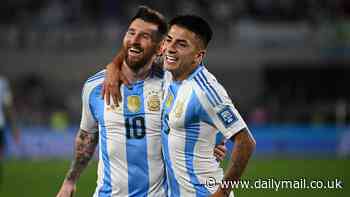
left=0, top=75, right=20, bottom=183
left=56, top=6, right=226, bottom=197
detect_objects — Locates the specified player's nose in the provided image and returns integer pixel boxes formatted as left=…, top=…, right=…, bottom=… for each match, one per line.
left=167, top=42, right=177, bottom=54
left=130, top=34, right=141, bottom=45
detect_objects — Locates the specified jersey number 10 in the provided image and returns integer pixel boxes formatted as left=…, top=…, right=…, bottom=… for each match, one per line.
left=125, top=116, right=146, bottom=139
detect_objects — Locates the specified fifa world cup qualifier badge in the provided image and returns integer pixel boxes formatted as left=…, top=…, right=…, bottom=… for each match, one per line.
left=147, top=90, right=160, bottom=111
left=127, top=95, right=141, bottom=113
left=217, top=106, right=238, bottom=128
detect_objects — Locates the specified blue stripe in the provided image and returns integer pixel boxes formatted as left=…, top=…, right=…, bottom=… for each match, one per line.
left=196, top=74, right=219, bottom=106
left=87, top=74, right=105, bottom=83
left=197, top=73, right=220, bottom=106
left=162, top=130, right=181, bottom=197
left=123, top=82, right=150, bottom=196
left=187, top=64, right=204, bottom=80
left=89, top=85, right=112, bottom=197
left=87, top=70, right=105, bottom=80
left=185, top=93, right=211, bottom=196
left=161, top=175, right=169, bottom=196
left=215, top=132, right=225, bottom=145
left=199, top=71, right=223, bottom=104
left=194, top=76, right=216, bottom=107
left=161, top=83, right=181, bottom=197
left=197, top=93, right=214, bottom=126
left=87, top=71, right=104, bottom=81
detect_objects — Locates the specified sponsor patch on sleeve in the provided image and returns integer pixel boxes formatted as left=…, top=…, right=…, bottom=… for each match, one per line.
left=217, top=106, right=237, bottom=128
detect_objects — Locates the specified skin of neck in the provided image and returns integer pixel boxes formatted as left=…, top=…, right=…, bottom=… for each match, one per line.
left=171, top=62, right=198, bottom=81
left=121, top=56, right=155, bottom=83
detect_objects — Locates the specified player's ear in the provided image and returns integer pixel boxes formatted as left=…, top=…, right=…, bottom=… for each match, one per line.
left=194, top=50, right=206, bottom=65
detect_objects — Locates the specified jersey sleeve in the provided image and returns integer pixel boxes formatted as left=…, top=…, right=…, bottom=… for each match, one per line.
left=195, top=76, right=247, bottom=139
left=80, top=83, right=98, bottom=133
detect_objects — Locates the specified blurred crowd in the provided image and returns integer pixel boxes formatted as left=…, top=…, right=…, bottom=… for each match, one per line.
left=1, top=0, right=350, bottom=49
left=1, top=0, right=350, bottom=128
left=1, top=0, right=350, bottom=25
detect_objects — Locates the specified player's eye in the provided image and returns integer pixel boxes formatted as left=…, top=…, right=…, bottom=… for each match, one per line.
left=142, top=33, right=151, bottom=40
left=178, top=42, right=187, bottom=48
left=165, top=38, right=171, bottom=43
left=127, top=30, right=135, bottom=36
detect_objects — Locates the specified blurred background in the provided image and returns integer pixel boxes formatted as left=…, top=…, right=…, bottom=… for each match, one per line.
left=0, top=0, right=349, bottom=196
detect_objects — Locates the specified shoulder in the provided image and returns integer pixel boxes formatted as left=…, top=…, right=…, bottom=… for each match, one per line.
left=191, top=67, right=227, bottom=107
left=192, top=67, right=220, bottom=87
left=85, top=69, right=106, bottom=84
left=82, top=69, right=105, bottom=97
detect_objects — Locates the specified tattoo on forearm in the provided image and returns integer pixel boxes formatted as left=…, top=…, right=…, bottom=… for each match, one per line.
left=65, top=129, right=98, bottom=182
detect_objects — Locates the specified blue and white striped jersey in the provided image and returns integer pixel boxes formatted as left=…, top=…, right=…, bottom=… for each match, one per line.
left=161, top=65, right=247, bottom=196
left=80, top=69, right=167, bottom=197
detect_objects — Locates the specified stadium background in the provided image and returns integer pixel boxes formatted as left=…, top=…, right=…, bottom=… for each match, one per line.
left=0, top=0, right=349, bottom=196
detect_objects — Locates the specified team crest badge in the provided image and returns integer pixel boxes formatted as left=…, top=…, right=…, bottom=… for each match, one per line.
left=146, top=90, right=161, bottom=111
left=174, top=101, right=184, bottom=118
left=127, top=95, right=141, bottom=112
left=147, top=94, right=160, bottom=111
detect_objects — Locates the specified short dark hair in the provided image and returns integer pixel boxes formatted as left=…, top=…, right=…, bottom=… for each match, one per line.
left=130, top=5, right=168, bottom=41
left=169, top=15, right=212, bottom=48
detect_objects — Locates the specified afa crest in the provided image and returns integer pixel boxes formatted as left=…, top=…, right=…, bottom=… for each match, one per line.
left=147, top=95, right=160, bottom=111
left=146, top=90, right=161, bottom=111
left=127, top=95, right=141, bottom=112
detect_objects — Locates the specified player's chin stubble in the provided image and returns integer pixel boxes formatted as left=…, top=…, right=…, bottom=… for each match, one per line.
left=125, top=50, right=155, bottom=72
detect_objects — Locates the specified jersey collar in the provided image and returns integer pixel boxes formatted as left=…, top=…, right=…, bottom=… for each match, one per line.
left=186, top=63, right=205, bottom=81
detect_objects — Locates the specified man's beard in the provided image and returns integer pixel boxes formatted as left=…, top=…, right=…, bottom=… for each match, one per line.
left=125, top=54, right=150, bottom=72
left=125, top=46, right=156, bottom=72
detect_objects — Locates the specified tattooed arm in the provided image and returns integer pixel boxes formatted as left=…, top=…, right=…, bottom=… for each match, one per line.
left=56, top=129, right=98, bottom=197
left=211, top=128, right=256, bottom=197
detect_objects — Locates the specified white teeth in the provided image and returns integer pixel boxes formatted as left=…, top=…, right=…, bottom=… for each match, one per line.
left=129, top=47, right=141, bottom=53
left=166, top=55, right=177, bottom=62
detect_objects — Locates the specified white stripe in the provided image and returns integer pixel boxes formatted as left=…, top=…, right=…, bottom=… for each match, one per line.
left=104, top=92, right=129, bottom=196
left=143, top=79, right=167, bottom=196
left=80, top=77, right=104, bottom=133
left=193, top=123, right=224, bottom=193
left=168, top=82, right=196, bottom=196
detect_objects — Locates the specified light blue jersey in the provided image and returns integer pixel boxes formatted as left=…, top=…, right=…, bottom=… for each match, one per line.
left=161, top=65, right=247, bottom=196
left=80, top=68, right=167, bottom=197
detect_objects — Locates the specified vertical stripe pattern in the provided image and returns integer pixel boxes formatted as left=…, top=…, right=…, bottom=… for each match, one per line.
left=89, top=85, right=112, bottom=197
left=123, top=82, right=150, bottom=196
